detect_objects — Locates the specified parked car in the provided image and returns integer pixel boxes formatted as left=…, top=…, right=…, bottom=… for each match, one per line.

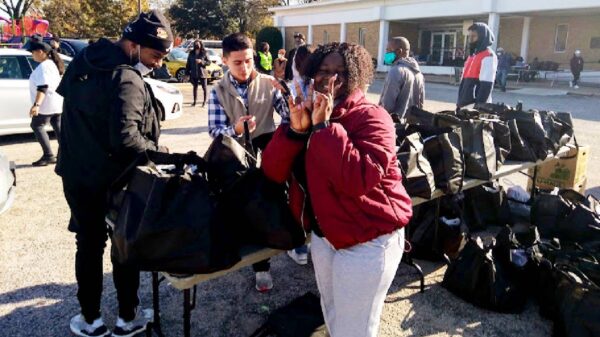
left=0, top=151, right=16, bottom=215
left=0, top=48, right=183, bottom=136
left=164, top=48, right=224, bottom=83
left=22, top=37, right=89, bottom=58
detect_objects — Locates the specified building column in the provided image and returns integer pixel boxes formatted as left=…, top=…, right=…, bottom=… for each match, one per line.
left=488, top=12, right=500, bottom=51
left=520, top=16, right=531, bottom=61
left=307, top=24, right=313, bottom=45
left=280, top=26, right=286, bottom=49
left=340, top=22, right=347, bottom=43
left=377, top=20, right=390, bottom=71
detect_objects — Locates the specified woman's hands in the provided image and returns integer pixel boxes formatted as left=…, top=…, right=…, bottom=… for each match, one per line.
left=312, top=74, right=340, bottom=126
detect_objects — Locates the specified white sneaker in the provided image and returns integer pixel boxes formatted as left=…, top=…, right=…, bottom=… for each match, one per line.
left=574, top=85, right=579, bottom=89
left=70, top=314, right=111, bottom=337
left=255, top=271, right=274, bottom=292
left=569, top=81, right=573, bottom=88
left=112, top=308, right=153, bottom=337
left=287, top=249, right=308, bottom=265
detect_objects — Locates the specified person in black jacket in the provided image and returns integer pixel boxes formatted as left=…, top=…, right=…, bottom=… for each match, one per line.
left=285, top=33, right=306, bottom=81
left=56, top=10, right=172, bottom=337
left=570, top=50, right=584, bottom=89
left=186, top=40, right=210, bottom=107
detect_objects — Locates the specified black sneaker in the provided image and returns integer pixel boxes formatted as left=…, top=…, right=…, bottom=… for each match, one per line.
left=32, top=156, right=56, bottom=166
left=112, top=308, right=153, bottom=337
left=70, top=314, right=111, bottom=337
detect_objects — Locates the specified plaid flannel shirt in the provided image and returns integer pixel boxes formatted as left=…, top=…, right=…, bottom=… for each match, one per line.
left=208, top=72, right=289, bottom=138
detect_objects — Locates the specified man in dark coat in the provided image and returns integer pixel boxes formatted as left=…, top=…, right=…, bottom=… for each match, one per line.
left=56, top=10, right=172, bottom=337
left=285, top=33, right=306, bottom=81
left=570, top=50, right=584, bottom=89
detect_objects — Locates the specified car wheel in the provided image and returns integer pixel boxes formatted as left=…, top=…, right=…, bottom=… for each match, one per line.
left=176, top=68, right=186, bottom=83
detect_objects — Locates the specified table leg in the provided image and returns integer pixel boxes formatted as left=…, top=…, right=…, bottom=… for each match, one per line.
left=403, top=254, right=425, bottom=293
left=183, top=289, right=191, bottom=337
left=148, top=272, right=165, bottom=337
left=530, top=166, right=539, bottom=201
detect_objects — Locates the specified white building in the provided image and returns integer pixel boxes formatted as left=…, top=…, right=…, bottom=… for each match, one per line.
left=271, top=0, right=600, bottom=71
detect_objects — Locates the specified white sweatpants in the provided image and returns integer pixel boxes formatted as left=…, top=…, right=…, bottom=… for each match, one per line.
left=311, top=228, right=405, bottom=337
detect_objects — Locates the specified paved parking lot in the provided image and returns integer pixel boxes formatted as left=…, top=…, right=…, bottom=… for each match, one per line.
left=1, top=80, right=598, bottom=336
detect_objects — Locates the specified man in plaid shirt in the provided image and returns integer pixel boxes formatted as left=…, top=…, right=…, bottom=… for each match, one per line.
left=207, top=33, right=289, bottom=292
left=208, top=34, right=289, bottom=152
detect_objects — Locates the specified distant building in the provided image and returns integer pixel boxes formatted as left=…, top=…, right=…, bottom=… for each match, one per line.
left=270, top=0, right=600, bottom=71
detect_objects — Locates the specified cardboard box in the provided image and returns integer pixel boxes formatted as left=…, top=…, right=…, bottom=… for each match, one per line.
left=527, top=145, right=589, bottom=193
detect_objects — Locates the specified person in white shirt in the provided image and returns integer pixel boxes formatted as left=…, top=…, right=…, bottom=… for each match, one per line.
left=27, top=40, right=65, bottom=166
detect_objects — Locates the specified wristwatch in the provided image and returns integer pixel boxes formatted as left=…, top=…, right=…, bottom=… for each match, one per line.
left=312, top=121, right=330, bottom=132
left=33, top=103, right=40, bottom=107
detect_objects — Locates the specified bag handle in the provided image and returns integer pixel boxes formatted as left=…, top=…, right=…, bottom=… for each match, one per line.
left=243, top=102, right=257, bottom=158
left=555, top=263, right=600, bottom=289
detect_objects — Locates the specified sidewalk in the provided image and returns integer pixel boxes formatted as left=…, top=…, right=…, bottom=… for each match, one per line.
left=427, top=74, right=600, bottom=97
left=374, top=72, right=600, bottom=97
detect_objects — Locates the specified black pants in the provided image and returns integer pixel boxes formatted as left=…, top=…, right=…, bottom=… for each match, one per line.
left=63, top=180, right=139, bottom=323
left=31, top=114, right=61, bottom=158
left=190, top=77, right=207, bottom=104
left=250, top=132, right=275, bottom=273
left=572, top=72, right=581, bottom=86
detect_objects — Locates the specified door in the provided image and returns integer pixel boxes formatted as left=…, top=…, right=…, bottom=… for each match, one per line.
left=0, top=55, right=33, bottom=135
left=430, top=32, right=457, bottom=65
left=431, top=33, right=443, bottom=65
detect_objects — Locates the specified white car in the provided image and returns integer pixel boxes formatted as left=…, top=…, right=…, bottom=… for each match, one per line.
left=0, top=49, right=183, bottom=136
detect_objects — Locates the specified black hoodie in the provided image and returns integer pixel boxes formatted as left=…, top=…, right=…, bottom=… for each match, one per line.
left=457, top=23, right=498, bottom=108
left=56, top=38, right=162, bottom=188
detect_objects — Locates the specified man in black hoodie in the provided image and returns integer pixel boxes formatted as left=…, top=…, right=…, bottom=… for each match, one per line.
left=457, top=22, right=498, bottom=108
left=570, top=49, right=584, bottom=89
left=56, top=10, right=172, bottom=337
left=379, top=36, right=425, bottom=121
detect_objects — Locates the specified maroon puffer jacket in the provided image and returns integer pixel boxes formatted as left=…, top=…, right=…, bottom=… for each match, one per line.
left=262, top=89, right=412, bottom=249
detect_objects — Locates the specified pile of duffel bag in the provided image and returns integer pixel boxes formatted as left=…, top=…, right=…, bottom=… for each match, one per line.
left=396, top=102, right=575, bottom=199
left=106, top=133, right=306, bottom=275
left=442, top=188, right=600, bottom=336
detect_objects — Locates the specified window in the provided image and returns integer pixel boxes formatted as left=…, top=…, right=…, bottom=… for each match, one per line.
left=323, top=30, right=329, bottom=44
left=0, top=56, right=26, bottom=79
left=358, top=28, right=367, bottom=47
left=591, top=37, right=600, bottom=49
left=554, top=24, right=568, bottom=53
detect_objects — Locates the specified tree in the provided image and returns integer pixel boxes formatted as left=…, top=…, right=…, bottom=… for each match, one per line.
left=42, top=0, right=149, bottom=38
left=168, top=0, right=229, bottom=39
left=0, top=0, right=38, bottom=20
left=169, top=0, right=278, bottom=38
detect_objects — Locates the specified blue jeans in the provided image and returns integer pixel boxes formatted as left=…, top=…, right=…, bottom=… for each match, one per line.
left=497, top=69, right=509, bottom=89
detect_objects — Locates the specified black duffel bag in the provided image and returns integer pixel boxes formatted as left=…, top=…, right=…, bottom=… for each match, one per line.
left=220, top=168, right=307, bottom=250
left=108, top=151, right=241, bottom=274
left=206, top=132, right=306, bottom=250
left=396, top=130, right=436, bottom=199
left=463, top=182, right=511, bottom=230
left=502, top=108, right=550, bottom=161
left=436, top=113, right=498, bottom=180
left=531, top=190, right=600, bottom=243
left=204, top=133, right=258, bottom=194
left=402, top=124, right=465, bottom=195
left=538, top=110, right=574, bottom=155
left=442, top=235, right=527, bottom=313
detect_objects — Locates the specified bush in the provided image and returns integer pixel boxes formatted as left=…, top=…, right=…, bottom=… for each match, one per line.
left=256, top=26, right=283, bottom=59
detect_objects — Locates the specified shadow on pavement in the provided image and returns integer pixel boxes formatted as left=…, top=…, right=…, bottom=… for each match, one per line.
left=161, top=126, right=209, bottom=135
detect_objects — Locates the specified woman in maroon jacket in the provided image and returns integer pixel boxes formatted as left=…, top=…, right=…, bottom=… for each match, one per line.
left=262, top=43, right=412, bottom=337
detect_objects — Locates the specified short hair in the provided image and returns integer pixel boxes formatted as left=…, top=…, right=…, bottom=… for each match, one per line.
left=304, top=42, right=373, bottom=93
left=259, top=41, right=269, bottom=51
left=390, top=37, right=410, bottom=51
left=222, top=33, right=253, bottom=57
left=52, top=36, right=60, bottom=43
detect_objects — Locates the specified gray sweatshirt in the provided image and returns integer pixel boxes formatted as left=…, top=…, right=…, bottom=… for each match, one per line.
left=379, top=57, right=425, bottom=119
